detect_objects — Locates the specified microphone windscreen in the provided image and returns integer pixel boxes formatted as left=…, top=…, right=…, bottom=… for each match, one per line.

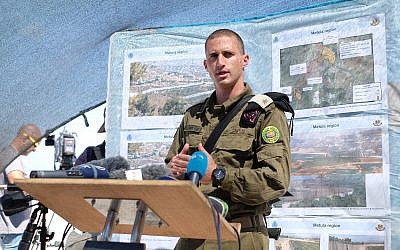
left=87, top=156, right=130, bottom=178
left=89, top=156, right=130, bottom=171
left=187, top=151, right=208, bottom=179
left=140, top=163, right=171, bottom=180
left=110, top=169, right=127, bottom=179
left=76, top=164, right=110, bottom=179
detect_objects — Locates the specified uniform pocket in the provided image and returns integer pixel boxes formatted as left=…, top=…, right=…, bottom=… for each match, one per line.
left=255, top=144, right=283, bottom=170
left=184, top=125, right=203, bottom=150
left=215, top=133, right=254, bottom=152
left=214, top=133, right=254, bottom=168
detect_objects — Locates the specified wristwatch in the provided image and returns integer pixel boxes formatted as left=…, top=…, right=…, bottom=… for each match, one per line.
left=212, top=166, right=226, bottom=187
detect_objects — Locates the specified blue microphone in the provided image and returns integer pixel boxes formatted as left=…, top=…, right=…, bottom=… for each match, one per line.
left=187, top=151, right=208, bottom=186
left=30, top=164, right=110, bottom=179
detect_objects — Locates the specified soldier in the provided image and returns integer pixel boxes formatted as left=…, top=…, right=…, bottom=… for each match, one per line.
left=165, top=29, right=291, bottom=250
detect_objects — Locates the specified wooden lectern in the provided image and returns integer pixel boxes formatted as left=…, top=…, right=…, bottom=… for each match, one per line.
left=15, top=179, right=240, bottom=248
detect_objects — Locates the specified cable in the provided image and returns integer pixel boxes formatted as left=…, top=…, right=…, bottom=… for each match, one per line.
left=64, top=233, right=98, bottom=249
left=232, top=225, right=241, bottom=250
left=57, top=223, right=73, bottom=250
left=207, top=196, right=222, bottom=250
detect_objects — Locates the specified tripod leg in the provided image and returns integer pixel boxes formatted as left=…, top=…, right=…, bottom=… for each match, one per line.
left=19, top=206, right=40, bottom=250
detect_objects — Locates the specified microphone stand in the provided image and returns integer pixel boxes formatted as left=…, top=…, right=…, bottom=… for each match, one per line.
left=18, top=203, right=54, bottom=250
left=130, top=200, right=148, bottom=243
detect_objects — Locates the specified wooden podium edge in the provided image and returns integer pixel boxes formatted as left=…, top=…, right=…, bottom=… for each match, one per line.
left=15, top=178, right=240, bottom=241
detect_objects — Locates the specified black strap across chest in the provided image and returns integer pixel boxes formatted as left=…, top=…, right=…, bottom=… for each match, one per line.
left=202, top=92, right=295, bottom=153
left=203, top=95, right=253, bottom=152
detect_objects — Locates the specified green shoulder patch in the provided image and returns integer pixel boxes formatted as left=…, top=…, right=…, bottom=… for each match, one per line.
left=262, top=126, right=280, bottom=144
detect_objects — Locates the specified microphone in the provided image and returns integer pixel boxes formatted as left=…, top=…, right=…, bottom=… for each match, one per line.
left=30, top=164, right=110, bottom=179
left=139, top=163, right=171, bottom=180
left=29, top=156, right=131, bottom=179
left=187, top=151, right=208, bottom=186
left=88, top=156, right=130, bottom=179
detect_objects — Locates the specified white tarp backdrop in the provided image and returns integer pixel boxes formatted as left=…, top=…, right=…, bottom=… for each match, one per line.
left=1, top=0, right=400, bottom=249
left=0, top=0, right=364, bottom=148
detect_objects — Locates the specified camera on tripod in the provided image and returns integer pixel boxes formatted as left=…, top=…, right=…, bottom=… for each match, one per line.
left=45, top=130, right=77, bottom=170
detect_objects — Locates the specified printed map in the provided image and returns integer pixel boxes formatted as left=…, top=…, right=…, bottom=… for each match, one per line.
left=280, top=34, right=376, bottom=110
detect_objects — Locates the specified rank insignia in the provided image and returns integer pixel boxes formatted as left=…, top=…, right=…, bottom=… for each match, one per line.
left=262, top=126, right=280, bottom=144
left=240, top=103, right=261, bottom=128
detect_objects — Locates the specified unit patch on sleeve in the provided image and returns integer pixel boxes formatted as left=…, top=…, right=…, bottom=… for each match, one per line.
left=262, top=126, right=280, bottom=144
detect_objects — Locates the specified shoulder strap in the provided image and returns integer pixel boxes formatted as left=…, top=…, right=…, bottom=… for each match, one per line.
left=203, top=95, right=254, bottom=153
left=264, top=92, right=295, bottom=136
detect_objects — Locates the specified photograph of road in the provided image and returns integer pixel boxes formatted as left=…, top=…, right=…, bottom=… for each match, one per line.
left=277, top=115, right=387, bottom=209
left=328, top=234, right=384, bottom=250
left=127, top=141, right=170, bottom=168
left=118, top=129, right=176, bottom=167
left=127, top=58, right=213, bottom=117
left=275, top=235, right=320, bottom=250
left=270, top=217, right=387, bottom=250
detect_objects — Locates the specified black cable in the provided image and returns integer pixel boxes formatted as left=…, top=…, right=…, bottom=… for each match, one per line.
left=80, top=112, right=90, bottom=127
left=232, top=225, right=241, bottom=250
left=65, top=233, right=98, bottom=249
left=57, top=223, right=73, bottom=250
left=207, top=197, right=222, bottom=250
left=42, top=100, right=106, bottom=140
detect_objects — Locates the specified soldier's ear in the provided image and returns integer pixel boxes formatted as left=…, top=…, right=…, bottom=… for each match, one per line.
left=242, top=54, right=249, bottom=69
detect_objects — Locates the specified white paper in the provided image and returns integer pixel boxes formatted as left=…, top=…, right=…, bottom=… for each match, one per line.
left=353, top=82, right=382, bottom=103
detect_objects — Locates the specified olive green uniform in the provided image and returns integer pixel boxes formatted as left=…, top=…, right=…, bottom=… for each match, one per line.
left=165, top=83, right=291, bottom=250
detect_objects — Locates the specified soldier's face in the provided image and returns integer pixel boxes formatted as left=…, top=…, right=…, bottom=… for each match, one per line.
left=204, top=36, right=248, bottom=88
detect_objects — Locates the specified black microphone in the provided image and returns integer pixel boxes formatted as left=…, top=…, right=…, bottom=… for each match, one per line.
left=29, top=156, right=131, bottom=179
left=30, top=165, right=109, bottom=179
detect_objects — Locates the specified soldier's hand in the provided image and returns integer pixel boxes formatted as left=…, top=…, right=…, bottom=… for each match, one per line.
left=169, top=143, right=190, bottom=177
left=197, top=143, right=216, bottom=184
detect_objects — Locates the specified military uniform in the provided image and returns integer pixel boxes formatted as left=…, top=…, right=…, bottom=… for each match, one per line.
left=165, top=83, right=291, bottom=250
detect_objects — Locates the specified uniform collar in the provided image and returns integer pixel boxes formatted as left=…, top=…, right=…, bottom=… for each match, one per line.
left=198, top=82, right=253, bottom=115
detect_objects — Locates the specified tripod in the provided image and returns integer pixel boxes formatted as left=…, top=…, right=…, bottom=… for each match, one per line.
left=18, top=203, right=54, bottom=250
